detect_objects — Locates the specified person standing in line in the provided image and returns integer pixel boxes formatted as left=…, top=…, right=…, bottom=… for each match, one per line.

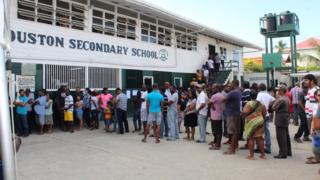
left=167, top=86, right=179, bottom=141
left=222, top=84, right=231, bottom=138
left=45, top=94, right=54, bottom=133
left=294, top=82, right=310, bottom=143
left=82, top=88, right=92, bottom=128
left=208, top=84, right=224, bottom=150
left=13, top=89, right=29, bottom=137
left=25, top=88, right=35, bottom=134
left=304, top=74, right=319, bottom=141
left=242, top=90, right=267, bottom=160
left=160, top=83, right=170, bottom=138
left=142, top=84, right=164, bottom=143
left=305, top=89, right=320, bottom=165
left=223, top=80, right=242, bottom=155
left=55, top=85, right=67, bottom=131
left=256, top=83, right=275, bottom=154
left=240, top=81, right=251, bottom=142
left=183, top=90, right=197, bottom=141
left=178, top=91, right=188, bottom=134
left=99, top=88, right=113, bottom=123
left=74, top=95, right=84, bottom=130
left=195, top=84, right=208, bottom=143
left=89, top=90, right=100, bottom=130
left=132, top=91, right=142, bottom=133
left=140, top=85, right=149, bottom=135
left=104, top=101, right=113, bottom=132
left=271, top=85, right=292, bottom=159
left=34, top=89, right=47, bottom=135
left=214, top=53, right=221, bottom=72
left=63, top=90, right=74, bottom=133
left=291, top=83, right=302, bottom=126
left=115, top=88, right=129, bottom=134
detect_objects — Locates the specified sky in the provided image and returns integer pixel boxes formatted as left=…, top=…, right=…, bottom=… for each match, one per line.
left=144, top=0, right=320, bottom=48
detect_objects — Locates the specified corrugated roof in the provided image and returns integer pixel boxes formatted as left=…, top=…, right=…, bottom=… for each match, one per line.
left=112, top=0, right=262, bottom=50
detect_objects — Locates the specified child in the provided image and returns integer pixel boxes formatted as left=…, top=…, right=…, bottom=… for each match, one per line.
left=45, top=94, right=53, bottom=133
left=74, top=95, right=84, bottom=130
left=104, top=101, right=113, bottom=132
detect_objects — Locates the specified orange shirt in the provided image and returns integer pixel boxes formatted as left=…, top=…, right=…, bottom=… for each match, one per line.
left=104, top=107, right=112, bottom=120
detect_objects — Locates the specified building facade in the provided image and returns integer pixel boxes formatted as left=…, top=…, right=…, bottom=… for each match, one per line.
left=10, top=0, right=259, bottom=92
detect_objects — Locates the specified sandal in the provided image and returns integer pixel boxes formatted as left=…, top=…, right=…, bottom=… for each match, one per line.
left=305, top=158, right=320, bottom=164
left=141, top=139, right=146, bottom=143
left=223, top=150, right=235, bottom=155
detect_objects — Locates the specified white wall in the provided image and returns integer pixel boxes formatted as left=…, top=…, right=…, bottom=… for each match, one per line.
left=10, top=19, right=243, bottom=75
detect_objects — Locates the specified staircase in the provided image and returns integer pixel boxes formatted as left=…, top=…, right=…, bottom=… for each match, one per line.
left=208, top=70, right=232, bottom=85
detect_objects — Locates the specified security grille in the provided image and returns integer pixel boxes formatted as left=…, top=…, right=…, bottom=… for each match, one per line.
left=88, top=67, right=118, bottom=89
left=45, top=64, right=85, bottom=90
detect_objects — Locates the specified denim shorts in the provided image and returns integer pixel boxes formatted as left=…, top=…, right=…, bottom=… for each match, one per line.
left=148, top=112, right=162, bottom=125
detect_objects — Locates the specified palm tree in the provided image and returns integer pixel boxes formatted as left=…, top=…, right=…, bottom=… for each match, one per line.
left=275, top=40, right=287, bottom=54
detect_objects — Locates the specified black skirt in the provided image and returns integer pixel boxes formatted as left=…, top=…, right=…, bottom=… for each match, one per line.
left=184, top=112, right=198, bottom=127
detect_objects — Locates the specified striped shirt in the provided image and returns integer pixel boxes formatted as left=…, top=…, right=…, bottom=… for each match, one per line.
left=116, top=93, right=128, bottom=111
left=64, top=95, right=74, bottom=112
left=290, top=86, right=301, bottom=105
left=305, top=86, right=319, bottom=119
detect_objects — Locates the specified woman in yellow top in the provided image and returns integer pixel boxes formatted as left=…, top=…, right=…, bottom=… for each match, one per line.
left=242, top=90, right=266, bottom=160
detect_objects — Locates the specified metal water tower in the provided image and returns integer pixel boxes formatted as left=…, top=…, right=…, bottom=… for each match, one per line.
left=260, top=11, right=299, bottom=88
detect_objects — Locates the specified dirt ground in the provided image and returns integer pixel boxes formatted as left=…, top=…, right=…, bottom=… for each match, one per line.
left=16, top=121, right=319, bottom=180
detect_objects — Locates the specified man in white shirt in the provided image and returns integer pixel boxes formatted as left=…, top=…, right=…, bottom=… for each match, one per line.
left=140, top=85, right=148, bottom=134
left=207, top=57, right=214, bottom=77
left=304, top=74, right=319, bottom=135
left=196, top=84, right=208, bottom=143
left=167, top=86, right=179, bottom=141
left=257, top=83, right=275, bottom=154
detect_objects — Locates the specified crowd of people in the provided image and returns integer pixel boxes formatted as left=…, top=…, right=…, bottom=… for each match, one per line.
left=12, top=73, right=320, bottom=174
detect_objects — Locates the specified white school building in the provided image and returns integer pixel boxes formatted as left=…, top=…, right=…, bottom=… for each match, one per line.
left=9, top=0, right=260, bottom=92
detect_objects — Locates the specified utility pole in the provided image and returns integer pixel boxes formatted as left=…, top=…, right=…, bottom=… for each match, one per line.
left=0, top=0, right=17, bottom=179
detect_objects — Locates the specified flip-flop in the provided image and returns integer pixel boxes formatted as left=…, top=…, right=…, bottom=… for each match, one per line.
left=305, top=159, right=320, bottom=164
left=141, top=139, right=146, bottom=143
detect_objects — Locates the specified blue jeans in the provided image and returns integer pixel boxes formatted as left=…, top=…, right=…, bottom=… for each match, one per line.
left=160, top=112, right=169, bottom=138
left=264, top=117, right=271, bottom=152
left=99, top=108, right=105, bottom=122
left=197, top=114, right=207, bottom=142
left=17, top=114, right=28, bottom=136
left=222, top=110, right=228, bottom=136
left=133, top=109, right=141, bottom=131
left=167, top=109, right=179, bottom=140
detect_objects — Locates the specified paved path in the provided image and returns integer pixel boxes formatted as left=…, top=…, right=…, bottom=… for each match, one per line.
left=17, top=122, right=319, bottom=180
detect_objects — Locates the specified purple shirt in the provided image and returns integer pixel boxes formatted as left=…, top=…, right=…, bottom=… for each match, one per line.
left=225, top=87, right=242, bottom=116
left=210, top=93, right=224, bottom=120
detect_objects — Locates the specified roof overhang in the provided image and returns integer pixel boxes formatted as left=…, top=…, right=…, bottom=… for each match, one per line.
left=106, top=0, right=262, bottom=50
left=290, top=71, right=320, bottom=78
